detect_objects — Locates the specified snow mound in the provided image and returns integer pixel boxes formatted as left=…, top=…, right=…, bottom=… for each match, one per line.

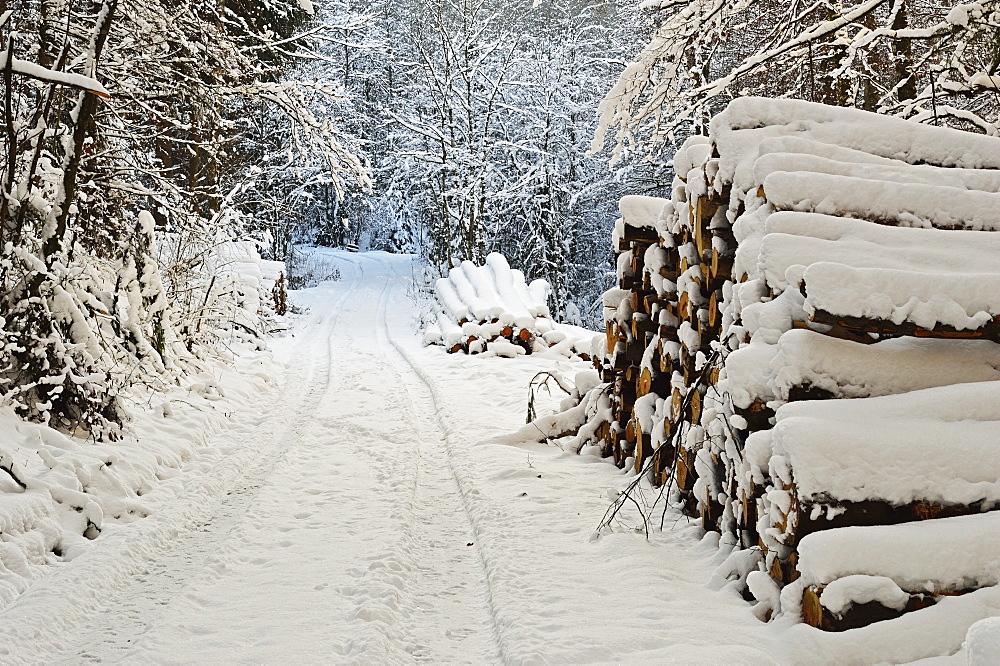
left=966, top=617, right=1000, bottom=665
left=0, top=348, right=278, bottom=612
left=796, top=510, right=1000, bottom=593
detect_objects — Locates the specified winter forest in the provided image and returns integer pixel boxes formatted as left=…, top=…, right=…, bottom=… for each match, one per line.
left=2, top=0, right=1000, bottom=662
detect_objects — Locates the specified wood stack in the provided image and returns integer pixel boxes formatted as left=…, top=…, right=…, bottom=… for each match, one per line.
left=598, top=196, right=668, bottom=464
left=427, top=253, right=595, bottom=359
left=590, top=97, right=1000, bottom=632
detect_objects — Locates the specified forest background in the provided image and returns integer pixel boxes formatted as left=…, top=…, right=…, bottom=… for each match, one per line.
left=0, top=0, right=996, bottom=437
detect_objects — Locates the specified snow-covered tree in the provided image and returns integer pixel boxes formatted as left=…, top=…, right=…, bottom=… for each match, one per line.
left=0, top=0, right=368, bottom=436
left=594, top=0, right=1000, bottom=161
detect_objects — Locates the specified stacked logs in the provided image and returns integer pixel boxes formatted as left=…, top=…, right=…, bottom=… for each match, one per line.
left=599, top=196, right=665, bottom=465
left=590, top=97, right=1000, bottom=632
left=427, top=252, right=594, bottom=359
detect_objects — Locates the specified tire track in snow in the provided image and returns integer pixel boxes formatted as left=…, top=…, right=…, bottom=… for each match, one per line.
left=362, top=254, right=510, bottom=664
left=318, top=254, right=497, bottom=663
left=2, top=262, right=366, bottom=664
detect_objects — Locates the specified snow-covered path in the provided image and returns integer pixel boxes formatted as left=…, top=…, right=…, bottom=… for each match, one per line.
left=77, top=253, right=501, bottom=663
left=0, top=250, right=774, bottom=664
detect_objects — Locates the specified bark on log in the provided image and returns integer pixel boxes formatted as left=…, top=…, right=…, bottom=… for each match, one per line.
left=774, top=491, right=997, bottom=554
left=802, top=585, right=938, bottom=632
left=622, top=225, right=660, bottom=243
left=809, top=308, right=1000, bottom=342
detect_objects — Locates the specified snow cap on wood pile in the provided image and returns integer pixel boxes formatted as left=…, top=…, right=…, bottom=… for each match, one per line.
left=794, top=511, right=1000, bottom=594
left=749, top=407, right=1000, bottom=508
left=752, top=152, right=1000, bottom=194
left=763, top=171, right=1000, bottom=231
left=429, top=253, right=594, bottom=358
left=758, top=214, right=1000, bottom=293
left=710, top=97, right=1000, bottom=183
left=802, top=262, right=1000, bottom=332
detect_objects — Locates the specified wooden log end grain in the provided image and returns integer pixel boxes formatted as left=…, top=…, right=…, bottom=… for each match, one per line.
left=688, top=387, right=703, bottom=424
left=658, top=342, right=673, bottom=374
left=635, top=367, right=650, bottom=398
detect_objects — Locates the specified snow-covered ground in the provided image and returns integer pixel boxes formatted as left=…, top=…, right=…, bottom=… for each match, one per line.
left=0, top=249, right=778, bottom=663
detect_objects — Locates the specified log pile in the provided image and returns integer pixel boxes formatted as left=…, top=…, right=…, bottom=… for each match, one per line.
left=213, top=241, right=288, bottom=330
left=587, top=97, right=1000, bottom=631
left=426, top=253, right=596, bottom=359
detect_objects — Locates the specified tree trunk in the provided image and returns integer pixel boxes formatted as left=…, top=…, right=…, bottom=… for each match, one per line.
left=45, top=0, right=119, bottom=265
left=892, top=0, right=915, bottom=102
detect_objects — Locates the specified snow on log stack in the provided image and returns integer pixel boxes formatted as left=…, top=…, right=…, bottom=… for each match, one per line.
left=584, top=97, right=1000, bottom=636
left=210, top=241, right=288, bottom=332
left=426, top=253, right=594, bottom=359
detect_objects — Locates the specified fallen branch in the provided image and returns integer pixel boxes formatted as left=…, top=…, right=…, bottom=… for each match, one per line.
left=597, top=348, right=723, bottom=537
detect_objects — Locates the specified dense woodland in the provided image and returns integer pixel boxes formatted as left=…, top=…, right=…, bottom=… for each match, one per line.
left=283, top=0, right=646, bottom=326
left=0, top=0, right=998, bottom=438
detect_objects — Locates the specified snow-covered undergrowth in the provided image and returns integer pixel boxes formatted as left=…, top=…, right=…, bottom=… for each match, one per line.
left=0, top=238, right=285, bottom=610
left=158, top=236, right=287, bottom=342
left=425, top=253, right=599, bottom=360
left=0, top=349, right=278, bottom=609
left=285, top=244, right=345, bottom=290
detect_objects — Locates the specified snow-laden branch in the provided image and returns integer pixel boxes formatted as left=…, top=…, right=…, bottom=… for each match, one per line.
left=0, top=50, right=109, bottom=97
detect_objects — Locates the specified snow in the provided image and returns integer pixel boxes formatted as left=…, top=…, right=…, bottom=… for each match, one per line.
left=434, top=276, right=472, bottom=323
left=753, top=152, right=1000, bottom=193
left=672, top=135, right=711, bottom=178
left=971, top=73, right=1000, bottom=91
left=580, top=94, right=1000, bottom=660
left=483, top=337, right=526, bottom=358
left=430, top=253, right=590, bottom=358
left=711, top=98, right=1000, bottom=188
left=617, top=195, right=666, bottom=230
left=947, top=4, right=972, bottom=26
left=448, top=261, right=502, bottom=322
left=803, top=262, right=1000, bottom=331
left=768, top=330, right=1000, bottom=401
left=485, top=253, right=533, bottom=320
left=763, top=171, right=1000, bottom=231
left=722, top=338, right=779, bottom=408
left=764, top=412, right=1000, bottom=506
left=820, top=575, right=910, bottom=615
left=795, top=511, right=1000, bottom=593
left=776, top=379, right=1000, bottom=423
left=3, top=55, right=109, bottom=97
left=0, top=343, right=279, bottom=644
left=966, top=617, right=1000, bottom=664
left=755, top=135, right=904, bottom=169
left=765, top=210, right=1000, bottom=249
left=0, top=250, right=779, bottom=663
left=3, top=238, right=997, bottom=662
left=782, top=585, right=1000, bottom=665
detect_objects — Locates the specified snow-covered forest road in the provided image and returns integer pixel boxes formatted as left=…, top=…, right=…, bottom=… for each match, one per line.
left=0, top=251, right=773, bottom=664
